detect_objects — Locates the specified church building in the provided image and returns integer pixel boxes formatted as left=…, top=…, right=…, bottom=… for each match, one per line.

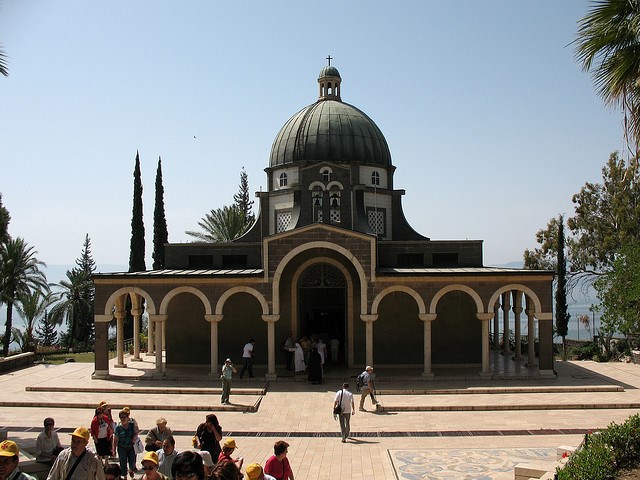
left=92, top=63, right=555, bottom=379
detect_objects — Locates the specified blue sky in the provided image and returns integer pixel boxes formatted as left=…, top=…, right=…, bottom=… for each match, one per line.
left=0, top=1, right=625, bottom=270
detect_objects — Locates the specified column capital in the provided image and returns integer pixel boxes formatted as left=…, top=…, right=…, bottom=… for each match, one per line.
left=501, top=302, right=511, bottom=311
left=95, top=315, right=112, bottom=323
left=419, top=313, right=437, bottom=322
left=476, top=313, right=494, bottom=321
left=204, top=314, right=224, bottom=323
left=150, top=314, right=168, bottom=322
left=114, top=310, right=126, bottom=320
left=525, top=309, right=535, bottom=317
left=131, top=309, right=143, bottom=317
left=262, top=314, right=280, bottom=323
left=512, top=306, right=523, bottom=314
left=360, top=314, right=377, bottom=322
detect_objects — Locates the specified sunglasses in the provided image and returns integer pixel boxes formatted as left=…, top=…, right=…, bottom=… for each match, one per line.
left=175, top=473, right=197, bottom=478
left=141, top=465, right=156, bottom=471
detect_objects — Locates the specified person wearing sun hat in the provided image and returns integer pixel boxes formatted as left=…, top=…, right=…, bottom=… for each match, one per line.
left=46, top=427, right=105, bottom=480
left=244, top=463, right=275, bottom=480
left=139, top=451, right=167, bottom=480
left=217, top=438, right=243, bottom=472
left=0, top=440, right=37, bottom=480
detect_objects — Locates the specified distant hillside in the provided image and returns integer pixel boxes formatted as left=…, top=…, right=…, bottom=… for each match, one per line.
left=488, top=261, right=524, bottom=269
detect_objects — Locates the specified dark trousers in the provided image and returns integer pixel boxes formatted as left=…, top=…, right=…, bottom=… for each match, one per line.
left=240, top=357, right=253, bottom=378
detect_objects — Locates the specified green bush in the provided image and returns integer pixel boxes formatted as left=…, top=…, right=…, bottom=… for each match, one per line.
left=569, top=341, right=600, bottom=360
left=557, top=415, right=640, bottom=479
left=557, top=436, right=614, bottom=480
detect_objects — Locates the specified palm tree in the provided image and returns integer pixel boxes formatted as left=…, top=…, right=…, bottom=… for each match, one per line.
left=49, top=268, right=92, bottom=350
left=575, top=0, right=640, bottom=151
left=0, top=44, right=8, bottom=77
left=186, top=205, right=250, bottom=243
left=0, top=238, right=48, bottom=356
left=15, top=289, right=55, bottom=352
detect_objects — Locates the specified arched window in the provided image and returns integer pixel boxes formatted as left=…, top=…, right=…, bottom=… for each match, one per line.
left=371, top=171, right=380, bottom=186
left=322, top=170, right=331, bottom=183
left=279, top=173, right=288, bottom=187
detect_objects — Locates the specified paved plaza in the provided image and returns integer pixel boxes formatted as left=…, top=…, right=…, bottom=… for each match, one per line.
left=2, top=356, right=640, bottom=479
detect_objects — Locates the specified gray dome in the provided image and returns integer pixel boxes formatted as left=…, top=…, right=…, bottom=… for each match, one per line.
left=319, top=65, right=341, bottom=78
left=269, top=100, right=391, bottom=167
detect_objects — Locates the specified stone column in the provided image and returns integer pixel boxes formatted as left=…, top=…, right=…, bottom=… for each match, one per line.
left=93, top=315, right=112, bottom=379
left=147, top=318, right=155, bottom=356
left=477, top=313, right=494, bottom=377
left=205, top=315, right=223, bottom=375
left=501, top=292, right=512, bottom=355
left=114, top=310, right=126, bottom=368
left=262, top=315, right=280, bottom=380
left=151, top=314, right=167, bottom=376
left=537, top=312, right=555, bottom=376
left=131, top=308, right=142, bottom=361
left=513, top=305, right=524, bottom=361
left=525, top=295, right=537, bottom=367
left=360, top=314, right=377, bottom=367
left=493, top=302, right=500, bottom=349
left=419, top=314, right=436, bottom=379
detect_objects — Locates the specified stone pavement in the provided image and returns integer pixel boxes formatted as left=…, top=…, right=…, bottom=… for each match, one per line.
left=2, top=356, right=640, bottom=479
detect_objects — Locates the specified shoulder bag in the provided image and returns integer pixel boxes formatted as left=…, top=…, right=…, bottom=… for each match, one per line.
left=333, top=389, right=344, bottom=415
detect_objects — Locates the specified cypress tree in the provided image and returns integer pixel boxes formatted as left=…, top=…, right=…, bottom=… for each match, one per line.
left=129, top=151, right=146, bottom=272
left=75, top=234, right=96, bottom=345
left=152, top=157, right=168, bottom=270
left=556, top=214, right=570, bottom=346
left=233, top=167, right=255, bottom=228
left=35, top=310, right=57, bottom=347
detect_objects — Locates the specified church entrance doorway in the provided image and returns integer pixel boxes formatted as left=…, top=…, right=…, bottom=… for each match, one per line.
left=298, top=263, right=347, bottom=366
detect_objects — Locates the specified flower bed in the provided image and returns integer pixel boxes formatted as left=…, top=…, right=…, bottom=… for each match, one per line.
left=557, top=414, right=640, bottom=479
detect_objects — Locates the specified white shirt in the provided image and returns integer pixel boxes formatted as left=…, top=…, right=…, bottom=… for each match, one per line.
left=242, top=342, right=254, bottom=358
left=334, top=389, right=354, bottom=414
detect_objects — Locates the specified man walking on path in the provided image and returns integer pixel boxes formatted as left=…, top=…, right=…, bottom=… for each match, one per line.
left=220, top=358, right=237, bottom=405
left=358, top=365, right=379, bottom=411
left=333, top=382, right=355, bottom=443
left=239, top=339, right=255, bottom=379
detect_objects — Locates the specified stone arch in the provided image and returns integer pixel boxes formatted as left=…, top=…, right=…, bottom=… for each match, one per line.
left=159, top=286, right=212, bottom=315
left=103, top=287, right=157, bottom=315
left=272, top=241, right=370, bottom=315
left=487, top=284, right=543, bottom=315
left=215, top=286, right=269, bottom=316
left=290, top=256, right=354, bottom=362
left=326, top=180, right=344, bottom=190
left=308, top=181, right=326, bottom=191
left=371, top=285, right=426, bottom=316
left=429, top=284, right=483, bottom=315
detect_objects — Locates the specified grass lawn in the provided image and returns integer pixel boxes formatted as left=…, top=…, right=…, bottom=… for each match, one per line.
left=40, top=352, right=95, bottom=364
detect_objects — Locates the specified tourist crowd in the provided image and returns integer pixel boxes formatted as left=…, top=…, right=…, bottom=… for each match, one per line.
left=2, top=404, right=294, bottom=480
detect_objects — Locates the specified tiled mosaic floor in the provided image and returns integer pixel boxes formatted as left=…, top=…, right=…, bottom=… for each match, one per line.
left=388, top=447, right=557, bottom=480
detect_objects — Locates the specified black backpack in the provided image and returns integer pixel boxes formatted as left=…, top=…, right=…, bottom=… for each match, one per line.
left=355, top=372, right=367, bottom=391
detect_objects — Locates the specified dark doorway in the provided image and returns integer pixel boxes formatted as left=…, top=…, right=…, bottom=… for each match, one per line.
left=298, top=263, right=347, bottom=365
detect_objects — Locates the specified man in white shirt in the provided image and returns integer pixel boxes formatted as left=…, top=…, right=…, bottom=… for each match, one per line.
left=35, top=417, right=62, bottom=465
left=47, top=427, right=105, bottom=480
left=333, top=383, right=355, bottom=443
left=239, top=339, right=255, bottom=379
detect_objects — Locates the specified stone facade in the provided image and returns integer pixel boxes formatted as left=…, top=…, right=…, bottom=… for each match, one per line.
left=93, top=63, right=555, bottom=380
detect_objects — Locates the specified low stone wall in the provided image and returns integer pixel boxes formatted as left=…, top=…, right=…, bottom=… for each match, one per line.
left=0, top=352, right=35, bottom=373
